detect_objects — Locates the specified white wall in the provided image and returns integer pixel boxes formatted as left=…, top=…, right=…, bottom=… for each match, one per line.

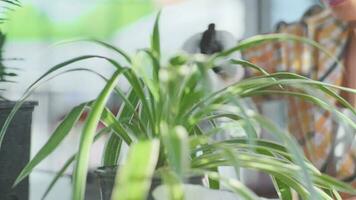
left=113, top=0, right=258, bottom=58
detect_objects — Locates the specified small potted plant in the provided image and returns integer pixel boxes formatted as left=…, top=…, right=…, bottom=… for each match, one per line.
left=2, top=11, right=355, bottom=200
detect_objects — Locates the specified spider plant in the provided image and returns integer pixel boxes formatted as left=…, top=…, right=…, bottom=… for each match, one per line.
left=1, top=11, right=355, bottom=200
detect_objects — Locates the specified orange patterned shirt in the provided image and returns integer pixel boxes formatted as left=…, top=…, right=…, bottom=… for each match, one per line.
left=241, top=6, right=356, bottom=186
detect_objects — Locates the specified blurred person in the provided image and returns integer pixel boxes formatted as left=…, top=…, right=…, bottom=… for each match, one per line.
left=240, top=0, right=356, bottom=198
left=183, top=1, right=356, bottom=196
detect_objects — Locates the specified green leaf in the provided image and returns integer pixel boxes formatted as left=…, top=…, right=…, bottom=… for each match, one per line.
left=314, top=174, right=356, bottom=195
left=72, top=70, right=122, bottom=200
left=269, top=72, right=356, bottom=115
left=102, top=133, right=122, bottom=166
left=42, top=127, right=110, bottom=199
left=56, top=39, right=132, bottom=64
left=102, top=87, right=140, bottom=168
left=0, top=54, right=125, bottom=150
left=207, top=167, right=220, bottom=189
left=86, top=39, right=132, bottom=64
left=1, top=0, right=21, bottom=7
left=192, top=152, right=311, bottom=198
left=13, top=103, right=87, bottom=187
left=231, top=98, right=258, bottom=139
left=332, top=189, right=342, bottom=200
left=252, top=115, right=321, bottom=199
left=160, top=170, right=184, bottom=200
left=151, top=11, right=161, bottom=58
left=101, top=107, right=133, bottom=144
left=111, top=140, right=160, bottom=200
left=206, top=171, right=260, bottom=200
left=117, top=88, right=140, bottom=120
left=162, top=125, right=190, bottom=178
left=131, top=51, right=159, bottom=103
left=41, top=154, right=76, bottom=200
left=272, top=173, right=309, bottom=199
left=271, top=176, right=293, bottom=200
left=124, top=69, right=155, bottom=136
left=244, top=90, right=356, bottom=130
left=315, top=187, right=334, bottom=200
left=140, top=49, right=160, bottom=82
left=230, top=59, right=283, bottom=89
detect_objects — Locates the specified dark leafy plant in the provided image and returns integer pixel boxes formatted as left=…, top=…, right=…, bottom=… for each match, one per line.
left=0, top=32, right=18, bottom=98
left=1, top=11, right=355, bottom=200
left=0, top=0, right=20, bottom=98
left=0, top=0, right=20, bottom=20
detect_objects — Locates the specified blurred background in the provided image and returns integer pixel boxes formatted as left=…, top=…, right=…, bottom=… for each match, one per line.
left=1, top=0, right=321, bottom=199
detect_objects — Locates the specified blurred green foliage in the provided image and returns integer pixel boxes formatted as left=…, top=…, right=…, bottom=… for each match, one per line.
left=2, top=0, right=155, bottom=40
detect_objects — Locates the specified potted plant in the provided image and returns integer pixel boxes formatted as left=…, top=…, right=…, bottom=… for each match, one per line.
left=0, top=1, right=37, bottom=200
left=2, top=11, right=355, bottom=200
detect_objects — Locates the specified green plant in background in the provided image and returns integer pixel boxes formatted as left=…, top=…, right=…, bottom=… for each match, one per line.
left=0, top=0, right=20, bottom=16
left=1, top=11, right=356, bottom=200
left=0, top=0, right=20, bottom=98
left=2, top=0, right=154, bottom=40
left=0, top=32, right=16, bottom=99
